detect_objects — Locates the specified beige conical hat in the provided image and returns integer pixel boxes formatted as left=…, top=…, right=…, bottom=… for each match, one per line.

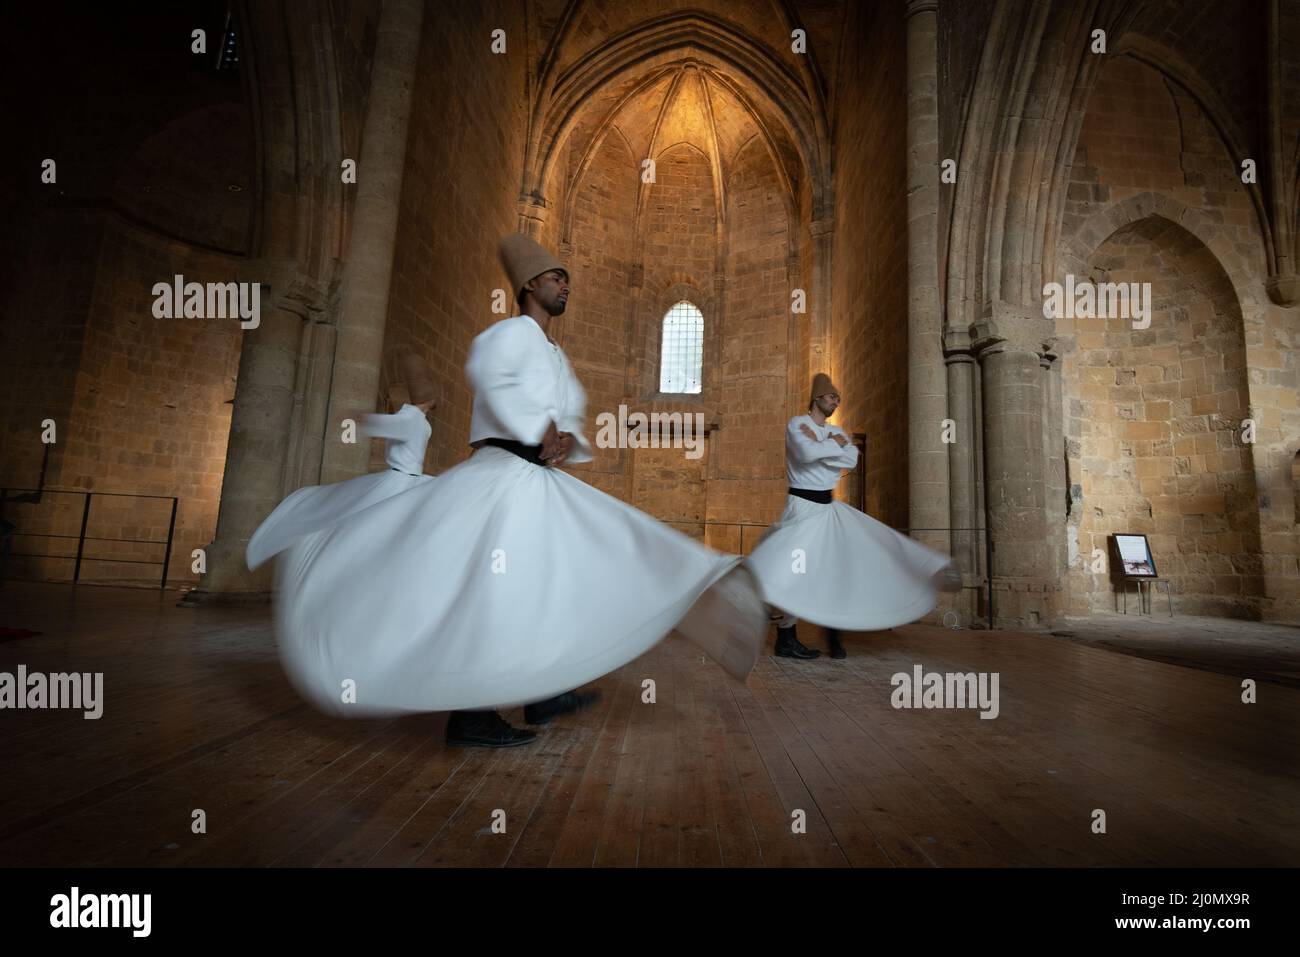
left=499, top=233, right=567, bottom=297
left=399, top=354, right=439, bottom=407
left=810, top=372, right=840, bottom=403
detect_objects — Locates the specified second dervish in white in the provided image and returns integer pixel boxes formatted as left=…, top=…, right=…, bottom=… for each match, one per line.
left=746, top=373, right=960, bottom=660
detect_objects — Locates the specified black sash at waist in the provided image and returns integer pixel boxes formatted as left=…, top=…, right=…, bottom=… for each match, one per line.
left=788, top=487, right=833, bottom=505
left=482, top=438, right=545, bottom=465
left=389, top=467, right=422, bottom=477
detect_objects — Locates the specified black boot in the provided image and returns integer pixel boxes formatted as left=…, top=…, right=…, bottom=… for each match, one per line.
left=775, top=624, right=820, bottom=659
left=445, top=710, right=537, bottom=748
left=523, top=689, right=601, bottom=725
left=825, top=627, right=846, bottom=659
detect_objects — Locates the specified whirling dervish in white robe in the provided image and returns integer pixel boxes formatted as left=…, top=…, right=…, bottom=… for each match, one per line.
left=747, top=373, right=960, bottom=643
left=246, top=355, right=439, bottom=572
left=245, top=401, right=434, bottom=572
left=269, top=249, right=766, bottom=720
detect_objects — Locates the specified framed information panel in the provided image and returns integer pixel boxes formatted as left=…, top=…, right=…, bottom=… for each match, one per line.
left=1113, top=533, right=1157, bottom=577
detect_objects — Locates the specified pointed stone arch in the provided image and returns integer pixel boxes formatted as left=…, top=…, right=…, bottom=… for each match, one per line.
left=1059, top=192, right=1264, bottom=320
left=1109, top=35, right=1282, bottom=289
left=522, top=11, right=831, bottom=226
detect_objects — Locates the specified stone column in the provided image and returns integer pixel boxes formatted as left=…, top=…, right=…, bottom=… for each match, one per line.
left=1265, top=0, right=1297, bottom=305
left=808, top=216, right=835, bottom=383
left=944, top=330, right=979, bottom=591
left=972, top=301, right=1058, bottom=627
left=283, top=311, right=337, bottom=491
left=319, top=0, right=426, bottom=483
left=906, top=0, right=951, bottom=581
left=189, top=269, right=327, bottom=598
left=785, top=250, right=804, bottom=417
left=622, top=260, right=645, bottom=500
left=181, top=0, right=347, bottom=601
left=1042, top=346, right=1067, bottom=604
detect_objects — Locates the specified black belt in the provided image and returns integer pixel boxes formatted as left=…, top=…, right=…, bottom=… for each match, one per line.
left=389, top=467, right=422, bottom=477
left=788, top=487, right=832, bottom=504
left=483, top=438, right=545, bottom=465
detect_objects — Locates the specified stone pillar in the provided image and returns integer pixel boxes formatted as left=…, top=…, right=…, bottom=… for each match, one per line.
left=906, top=0, right=951, bottom=585
left=283, top=311, right=337, bottom=491
left=973, top=301, right=1058, bottom=627
left=190, top=269, right=327, bottom=598
left=189, top=0, right=425, bottom=599
left=808, top=216, right=834, bottom=383
left=319, top=0, right=426, bottom=483
left=1042, top=346, right=1067, bottom=605
left=785, top=251, right=803, bottom=416
left=707, top=270, right=727, bottom=488
left=944, top=330, right=979, bottom=591
left=1265, top=0, right=1297, bottom=305
left=622, top=260, right=645, bottom=499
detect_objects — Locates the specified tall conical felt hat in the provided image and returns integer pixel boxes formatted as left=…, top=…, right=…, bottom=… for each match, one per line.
left=500, top=233, right=567, bottom=297
left=399, top=354, right=439, bottom=407
left=810, top=372, right=840, bottom=403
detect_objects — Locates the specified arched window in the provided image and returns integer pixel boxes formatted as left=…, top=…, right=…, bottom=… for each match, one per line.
left=659, top=301, right=704, bottom=394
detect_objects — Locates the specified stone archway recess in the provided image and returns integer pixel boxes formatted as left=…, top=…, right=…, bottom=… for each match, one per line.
left=937, top=0, right=1296, bottom=628
left=1059, top=206, right=1260, bottom=617
left=1059, top=192, right=1266, bottom=325
left=1059, top=193, right=1294, bottom=621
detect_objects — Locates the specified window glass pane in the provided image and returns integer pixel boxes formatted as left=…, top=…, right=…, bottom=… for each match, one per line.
left=659, top=301, right=703, bottom=394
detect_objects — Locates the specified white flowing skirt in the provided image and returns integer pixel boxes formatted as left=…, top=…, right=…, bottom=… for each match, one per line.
left=747, top=495, right=958, bottom=630
left=273, top=446, right=766, bottom=717
left=246, top=470, right=434, bottom=570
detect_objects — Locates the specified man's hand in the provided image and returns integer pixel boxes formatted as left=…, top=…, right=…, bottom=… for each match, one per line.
left=830, top=431, right=848, bottom=448
left=541, top=420, right=575, bottom=467
left=799, top=423, right=820, bottom=441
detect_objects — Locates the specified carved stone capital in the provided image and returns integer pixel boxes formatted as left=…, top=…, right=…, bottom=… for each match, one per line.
left=517, top=194, right=550, bottom=237
left=247, top=262, right=331, bottom=322
left=971, top=300, right=1057, bottom=359
left=1265, top=272, right=1299, bottom=306
left=943, top=324, right=973, bottom=355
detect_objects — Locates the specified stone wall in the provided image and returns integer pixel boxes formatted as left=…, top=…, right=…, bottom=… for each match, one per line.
left=382, top=0, right=530, bottom=476
left=560, top=131, right=640, bottom=499
left=0, top=5, right=253, bottom=586
left=831, top=0, right=909, bottom=530
left=1066, top=219, right=1258, bottom=617
left=1057, top=53, right=1299, bottom=621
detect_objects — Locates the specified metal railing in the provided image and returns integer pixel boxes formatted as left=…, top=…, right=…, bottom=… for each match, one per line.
left=901, top=526, right=992, bottom=629
left=0, top=487, right=179, bottom=590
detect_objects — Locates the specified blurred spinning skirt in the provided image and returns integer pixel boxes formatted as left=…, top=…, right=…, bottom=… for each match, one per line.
left=274, top=446, right=767, bottom=716
left=747, top=494, right=958, bottom=631
left=247, top=469, right=434, bottom=571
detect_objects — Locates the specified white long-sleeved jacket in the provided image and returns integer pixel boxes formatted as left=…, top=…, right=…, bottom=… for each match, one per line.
left=785, top=414, right=859, bottom=490
left=465, top=314, right=594, bottom=464
left=361, top=404, right=431, bottom=474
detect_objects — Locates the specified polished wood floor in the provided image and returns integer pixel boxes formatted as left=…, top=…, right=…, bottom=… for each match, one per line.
left=1, top=582, right=1298, bottom=867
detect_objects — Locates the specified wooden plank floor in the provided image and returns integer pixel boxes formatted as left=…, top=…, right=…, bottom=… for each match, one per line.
left=1, top=582, right=1298, bottom=867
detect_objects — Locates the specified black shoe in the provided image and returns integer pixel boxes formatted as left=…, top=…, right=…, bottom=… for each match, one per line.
left=825, top=628, right=846, bottom=659
left=524, top=690, right=601, bottom=725
left=445, top=710, right=537, bottom=748
left=775, top=624, right=820, bottom=659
